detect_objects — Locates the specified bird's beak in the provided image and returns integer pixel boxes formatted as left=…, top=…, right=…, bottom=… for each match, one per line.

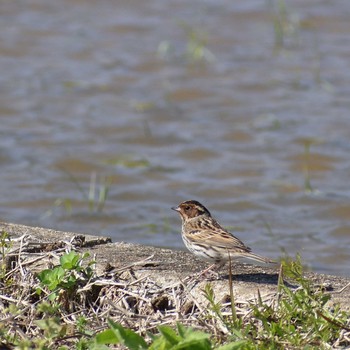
left=171, top=206, right=180, bottom=212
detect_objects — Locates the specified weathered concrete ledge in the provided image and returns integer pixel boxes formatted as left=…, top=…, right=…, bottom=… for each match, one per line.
left=1, top=221, right=349, bottom=311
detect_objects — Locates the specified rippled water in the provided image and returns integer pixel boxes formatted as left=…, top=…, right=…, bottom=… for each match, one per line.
left=1, top=0, right=350, bottom=276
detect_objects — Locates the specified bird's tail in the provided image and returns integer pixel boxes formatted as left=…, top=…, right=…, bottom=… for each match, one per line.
left=243, top=252, right=276, bottom=264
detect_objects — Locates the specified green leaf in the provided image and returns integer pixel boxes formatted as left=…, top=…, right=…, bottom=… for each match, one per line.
left=37, top=269, right=50, bottom=283
left=48, top=292, right=58, bottom=301
left=176, top=323, right=186, bottom=338
left=82, top=252, right=91, bottom=260
left=94, top=329, right=119, bottom=345
left=216, top=340, right=248, bottom=350
left=148, top=335, right=170, bottom=350
left=108, top=320, right=148, bottom=350
left=38, top=267, right=65, bottom=290
left=173, top=338, right=211, bottom=350
left=157, top=325, right=181, bottom=345
left=171, top=328, right=211, bottom=350
left=60, top=251, right=80, bottom=270
left=178, top=328, right=210, bottom=343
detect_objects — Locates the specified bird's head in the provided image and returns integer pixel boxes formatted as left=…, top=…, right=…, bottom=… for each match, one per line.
left=172, top=200, right=211, bottom=221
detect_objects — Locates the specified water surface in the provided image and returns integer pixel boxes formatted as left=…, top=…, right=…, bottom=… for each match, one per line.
left=1, top=0, right=350, bottom=276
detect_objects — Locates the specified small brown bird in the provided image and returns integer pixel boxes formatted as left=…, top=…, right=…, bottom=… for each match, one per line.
left=172, top=200, right=275, bottom=271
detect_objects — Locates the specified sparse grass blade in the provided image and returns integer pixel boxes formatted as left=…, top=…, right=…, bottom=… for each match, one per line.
left=107, top=320, right=148, bottom=350
left=227, top=253, right=237, bottom=321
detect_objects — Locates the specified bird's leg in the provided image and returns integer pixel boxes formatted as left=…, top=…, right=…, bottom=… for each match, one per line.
left=197, top=261, right=226, bottom=279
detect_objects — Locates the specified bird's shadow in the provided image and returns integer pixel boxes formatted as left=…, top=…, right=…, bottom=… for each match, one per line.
left=219, top=272, right=296, bottom=288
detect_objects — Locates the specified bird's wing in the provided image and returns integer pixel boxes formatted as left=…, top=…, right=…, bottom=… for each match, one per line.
left=186, top=218, right=251, bottom=252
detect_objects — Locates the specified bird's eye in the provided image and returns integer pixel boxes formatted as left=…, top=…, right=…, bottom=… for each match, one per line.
left=184, top=206, right=191, bottom=211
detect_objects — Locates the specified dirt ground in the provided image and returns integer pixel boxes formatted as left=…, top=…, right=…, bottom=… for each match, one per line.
left=1, top=221, right=349, bottom=311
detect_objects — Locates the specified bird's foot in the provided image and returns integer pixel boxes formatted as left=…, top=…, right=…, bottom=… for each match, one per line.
left=196, top=263, right=224, bottom=280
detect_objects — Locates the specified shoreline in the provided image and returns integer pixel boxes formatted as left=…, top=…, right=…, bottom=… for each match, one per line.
left=1, top=220, right=349, bottom=311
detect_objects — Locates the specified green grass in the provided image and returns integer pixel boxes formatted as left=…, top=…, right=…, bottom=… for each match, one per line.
left=0, top=230, right=12, bottom=281
left=43, top=170, right=112, bottom=218
left=0, top=231, right=349, bottom=349
left=200, top=255, right=350, bottom=349
left=270, top=0, right=300, bottom=50
left=157, top=22, right=215, bottom=63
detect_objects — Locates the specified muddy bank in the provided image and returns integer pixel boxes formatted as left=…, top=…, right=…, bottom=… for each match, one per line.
left=1, top=221, right=349, bottom=312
